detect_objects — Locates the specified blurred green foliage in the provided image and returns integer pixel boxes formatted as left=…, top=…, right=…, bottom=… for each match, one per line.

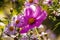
left=14, top=0, right=25, bottom=14
left=42, top=0, right=60, bottom=36
left=0, top=0, right=4, bottom=7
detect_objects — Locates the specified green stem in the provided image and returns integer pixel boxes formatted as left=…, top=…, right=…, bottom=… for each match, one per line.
left=52, top=22, right=60, bottom=31
left=35, top=27, right=41, bottom=40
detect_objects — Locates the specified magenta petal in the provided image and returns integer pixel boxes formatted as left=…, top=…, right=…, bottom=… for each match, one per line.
left=35, top=19, right=44, bottom=27
left=33, top=0, right=39, bottom=4
left=36, top=11, right=47, bottom=27
left=33, top=6, right=42, bottom=18
left=20, top=24, right=35, bottom=33
left=36, top=10, right=47, bottom=20
left=20, top=26, right=30, bottom=33
left=20, top=28, right=29, bottom=33
left=24, top=8, right=34, bottom=16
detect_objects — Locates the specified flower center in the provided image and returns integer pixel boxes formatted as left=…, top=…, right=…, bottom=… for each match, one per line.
left=28, top=18, right=35, bottom=24
left=17, top=28, right=22, bottom=32
left=19, top=28, right=22, bottom=31
left=9, top=26, right=14, bottom=31
left=29, top=0, right=33, bottom=3
left=16, top=20, right=19, bottom=24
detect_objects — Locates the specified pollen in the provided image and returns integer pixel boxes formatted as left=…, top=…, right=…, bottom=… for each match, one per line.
left=16, top=20, right=20, bottom=24
left=9, top=26, right=14, bottom=31
left=19, top=28, right=22, bottom=31
left=29, top=0, right=33, bottom=3
left=28, top=18, right=35, bottom=24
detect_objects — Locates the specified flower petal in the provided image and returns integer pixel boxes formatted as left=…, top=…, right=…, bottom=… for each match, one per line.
left=24, top=8, right=34, bottom=16
left=36, top=10, right=47, bottom=20
left=33, top=6, right=42, bottom=18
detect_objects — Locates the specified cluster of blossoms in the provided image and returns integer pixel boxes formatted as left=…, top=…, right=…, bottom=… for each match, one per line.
left=4, top=0, right=47, bottom=34
left=3, top=0, right=48, bottom=40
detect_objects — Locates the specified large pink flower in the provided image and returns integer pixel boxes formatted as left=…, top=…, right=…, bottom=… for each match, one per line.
left=19, top=5, right=47, bottom=33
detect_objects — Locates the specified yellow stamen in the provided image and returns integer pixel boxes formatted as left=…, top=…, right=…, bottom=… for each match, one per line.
left=19, top=28, right=22, bottom=31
